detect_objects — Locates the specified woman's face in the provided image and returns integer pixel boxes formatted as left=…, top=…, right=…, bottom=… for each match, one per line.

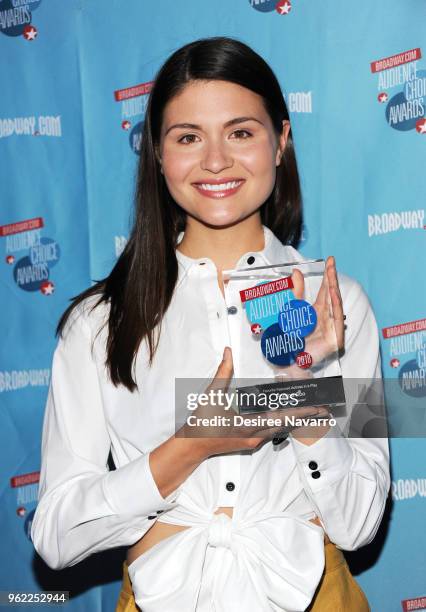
left=158, top=79, right=290, bottom=228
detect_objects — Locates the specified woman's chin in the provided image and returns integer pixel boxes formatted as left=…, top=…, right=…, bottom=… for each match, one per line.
left=192, top=211, right=253, bottom=229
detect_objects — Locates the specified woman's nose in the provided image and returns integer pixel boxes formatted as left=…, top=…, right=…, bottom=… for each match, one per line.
left=200, top=141, right=233, bottom=172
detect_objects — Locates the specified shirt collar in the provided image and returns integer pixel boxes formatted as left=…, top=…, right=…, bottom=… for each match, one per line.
left=175, top=224, right=298, bottom=272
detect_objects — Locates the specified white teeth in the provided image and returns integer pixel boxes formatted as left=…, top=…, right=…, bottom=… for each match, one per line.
left=196, top=181, right=242, bottom=191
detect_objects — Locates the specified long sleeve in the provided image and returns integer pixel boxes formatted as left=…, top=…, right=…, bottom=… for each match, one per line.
left=288, top=277, right=390, bottom=551
left=31, top=303, right=179, bottom=570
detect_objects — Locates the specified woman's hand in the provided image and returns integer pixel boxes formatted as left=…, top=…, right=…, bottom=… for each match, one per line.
left=178, top=347, right=329, bottom=459
left=289, top=256, right=345, bottom=444
left=291, top=255, right=345, bottom=363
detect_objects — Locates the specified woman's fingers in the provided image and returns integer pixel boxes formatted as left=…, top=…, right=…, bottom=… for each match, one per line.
left=208, top=346, right=234, bottom=392
left=326, top=256, right=345, bottom=349
left=326, top=256, right=342, bottom=307
left=290, top=268, right=304, bottom=300
left=314, top=257, right=332, bottom=309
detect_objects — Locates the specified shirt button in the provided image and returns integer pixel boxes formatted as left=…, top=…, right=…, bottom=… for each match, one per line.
left=225, top=481, right=235, bottom=491
left=227, top=306, right=238, bottom=315
left=311, top=471, right=321, bottom=479
left=148, top=515, right=157, bottom=520
left=199, top=262, right=206, bottom=266
left=247, top=256, right=256, bottom=265
left=308, top=461, right=318, bottom=470
left=156, top=510, right=164, bottom=514
left=272, top=434, right=288, bottom=445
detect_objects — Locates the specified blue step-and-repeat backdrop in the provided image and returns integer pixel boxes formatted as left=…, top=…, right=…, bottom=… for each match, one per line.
left=1, top=1, right=425, bottom=610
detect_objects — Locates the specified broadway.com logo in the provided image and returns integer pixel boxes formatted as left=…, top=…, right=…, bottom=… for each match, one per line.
left=114, top=81, right=153, bottom=154
left=371, top=47, right=426, bottom=133
left=392, top=478, right=426, bottom=501
left=1, top=216, right=60, bottom=294
left=0, top=368, right=50, bottom=392
left=0, top=115, right=62, bottom=138
left=10, top=471, right=40, bottom=541
left=368, top=209, right=425, bottom=237
left=402, top=596, right=426, bottom=611
left=382, top=317, right=426, bottom=398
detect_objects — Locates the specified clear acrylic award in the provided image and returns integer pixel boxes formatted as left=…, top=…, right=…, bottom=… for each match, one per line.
left=223, top=259, right=346, bottom=414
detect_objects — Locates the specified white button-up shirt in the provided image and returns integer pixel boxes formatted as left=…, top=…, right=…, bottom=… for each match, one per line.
left=31, top=225, right=390, bottom=612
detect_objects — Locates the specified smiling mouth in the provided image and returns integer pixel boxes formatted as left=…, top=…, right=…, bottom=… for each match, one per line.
left=192, top=180, right=245, bottom=198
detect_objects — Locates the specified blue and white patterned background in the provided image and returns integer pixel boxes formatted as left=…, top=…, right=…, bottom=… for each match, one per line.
left=1, top=1, right=425, bottom=610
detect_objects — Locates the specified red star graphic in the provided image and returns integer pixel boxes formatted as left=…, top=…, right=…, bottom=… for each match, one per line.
left=276, top=0, right=291, bottom=15
left=390, top=358, right=400, bottom=368
left=251, top=323, right=262, bottom=335
left=377, top=92, right=388, bottom=103
left=415, top=118, right=426, bottom=134
left=23, top=25, right=38, bottom=41
left=40, top=281, right=55, bottom=295
left=122, top=120, right=131, bottom=130
left=6, top=255, right=15, bottom=264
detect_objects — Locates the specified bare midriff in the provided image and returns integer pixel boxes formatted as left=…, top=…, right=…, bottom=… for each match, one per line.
left=126, top=507, right=329, bottom=566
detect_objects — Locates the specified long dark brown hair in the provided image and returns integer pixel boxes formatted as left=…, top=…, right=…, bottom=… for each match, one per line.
left=57, top=36, right=303, bottom=391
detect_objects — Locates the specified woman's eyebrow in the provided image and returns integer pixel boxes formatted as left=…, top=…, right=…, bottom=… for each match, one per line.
left=164, top=116, right=264, bottom=135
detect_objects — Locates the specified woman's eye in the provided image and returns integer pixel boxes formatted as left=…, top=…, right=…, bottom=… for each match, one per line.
left=178, top=134, right=198, bottom=144
left=177, top=129, right=252, bottom=144
left=231, top=129, right=252, bottom=139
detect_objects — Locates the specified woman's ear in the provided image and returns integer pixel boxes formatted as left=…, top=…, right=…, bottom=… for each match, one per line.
left=154, top=146, right=164, bottom=174
left=275, top=120, right=291, bottom=166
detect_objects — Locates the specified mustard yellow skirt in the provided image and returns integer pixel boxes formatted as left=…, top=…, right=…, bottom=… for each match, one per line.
left=116, top=541, right=370, bottom=611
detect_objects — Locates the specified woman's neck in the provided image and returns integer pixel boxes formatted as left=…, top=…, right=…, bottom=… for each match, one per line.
left=177, top=214, right=265, bottom=272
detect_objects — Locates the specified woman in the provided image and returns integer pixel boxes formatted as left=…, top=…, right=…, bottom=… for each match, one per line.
left=31, top=37, right=390, bottom=611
